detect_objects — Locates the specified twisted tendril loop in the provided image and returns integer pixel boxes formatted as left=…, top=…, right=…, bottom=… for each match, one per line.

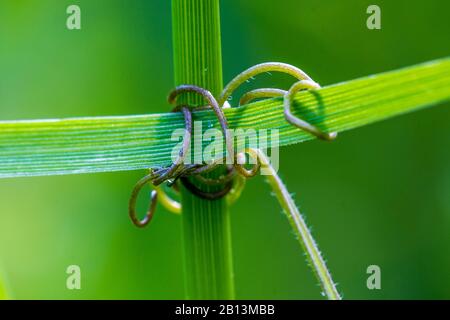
left=128, top=62, right=336, bottom=228
left=218, top=62, right=314, bottom=106
left=126, top=62, right=342, bottom=300
left=128, top=172, right=158, bottom=228
left=284, top=80, right=337, bottom=141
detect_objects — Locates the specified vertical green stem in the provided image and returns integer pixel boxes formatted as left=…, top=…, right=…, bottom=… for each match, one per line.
left=172, top=0, right=235, bottom=299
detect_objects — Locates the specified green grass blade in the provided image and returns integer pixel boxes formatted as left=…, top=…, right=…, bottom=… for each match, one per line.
left=0, top=58, right=449, bottom=178
left=172, top=0, right=235, bottom=299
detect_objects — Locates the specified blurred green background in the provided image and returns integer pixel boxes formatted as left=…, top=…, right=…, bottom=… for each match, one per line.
left=0, top=0, right=449, bottom=299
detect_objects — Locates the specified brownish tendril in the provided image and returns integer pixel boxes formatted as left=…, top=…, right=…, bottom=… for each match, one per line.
left=128, top=62, right=337, bottom=228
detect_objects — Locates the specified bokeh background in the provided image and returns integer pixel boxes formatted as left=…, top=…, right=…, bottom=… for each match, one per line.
left=0, top=0, right=449, bottom=299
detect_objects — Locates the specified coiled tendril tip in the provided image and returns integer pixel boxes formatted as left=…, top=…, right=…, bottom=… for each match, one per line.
left=127, top=62, right=341, bottom=300
left=129, top=62, right=337, bottom=228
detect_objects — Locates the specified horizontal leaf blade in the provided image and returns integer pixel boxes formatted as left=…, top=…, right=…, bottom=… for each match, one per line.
left=0, top=58, right=449, bottom=178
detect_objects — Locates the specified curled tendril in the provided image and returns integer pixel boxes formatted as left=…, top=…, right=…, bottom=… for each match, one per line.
left=239, top=88, right=285, bottom=106
left=129, top=62, right=337, bottom=228
left=284, top=80, right=337, bottom=141
left=156, top=184, right=181, bottom=214
left=218, top=62, right=314, bottom=106
left=127, top=63, right=341, bottom=300
left=168, top=85, right=260, bottom=178
left=234, top=150, right=261, bottom=178
left=151, top=106, right=192, bottom=186
left=218, top=62, right=336, bottom=141
left=225, top=174, right=246, bottom=206
left=168, top=85, right=234, bottom=164
left=128, top=172, right=157, bottom=228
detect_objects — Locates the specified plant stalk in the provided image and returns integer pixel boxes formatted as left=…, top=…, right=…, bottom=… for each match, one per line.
left=172, top=0, right=235, bottom=299
left=256, top=150, right=341, bottom=299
